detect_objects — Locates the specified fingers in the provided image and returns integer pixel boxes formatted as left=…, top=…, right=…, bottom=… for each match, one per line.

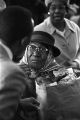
left=20, top=98, right=40, bottom=112
left=20, top=97, right=40, bottom=106
left=30, top=97, right=40, bottom=106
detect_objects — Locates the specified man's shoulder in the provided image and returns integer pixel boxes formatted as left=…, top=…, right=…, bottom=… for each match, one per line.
left=0, top=60, right=26, bottom=90
left=1, top=60, right=25, bottom=77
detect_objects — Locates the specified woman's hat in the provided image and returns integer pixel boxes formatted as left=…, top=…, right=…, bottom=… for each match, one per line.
left=30, top=31, right=61, bottom=57
left=45, top=0, right=70, bottom=7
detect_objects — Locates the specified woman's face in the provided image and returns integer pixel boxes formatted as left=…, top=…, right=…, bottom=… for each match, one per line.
left=27, top=42, right=49, bottom=70
left=49, top=0, right=67, bottom=24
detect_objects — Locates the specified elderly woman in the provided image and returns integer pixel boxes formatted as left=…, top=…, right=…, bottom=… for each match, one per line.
left=20, top=31, right=60, bottom=97
left=20, top=31, right=80, bottom=120
left=19, top=31, right=60, bottom=120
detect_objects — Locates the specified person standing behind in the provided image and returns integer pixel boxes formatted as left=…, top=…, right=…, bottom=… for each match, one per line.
left=34, top=0, right=80, bottom=70
left=0, top=6, right=34, bottom=120
left=4, top=0, right=47, bottom=26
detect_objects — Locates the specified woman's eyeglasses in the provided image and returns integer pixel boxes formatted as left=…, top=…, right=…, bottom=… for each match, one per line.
left=27, top=45, right=49, bottom=55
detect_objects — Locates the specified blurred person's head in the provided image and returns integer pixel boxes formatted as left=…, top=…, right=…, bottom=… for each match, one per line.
left=27, top=31, right=60, bottom=70
left=0, top=0, right=6, bottom=11
left=0, top=6, right=33, bottom=62
left=45, top=0, right=70, bottom=26
left=66, top=3, right=79, bottom=19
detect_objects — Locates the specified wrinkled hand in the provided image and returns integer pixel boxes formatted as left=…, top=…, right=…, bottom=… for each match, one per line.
left=17, top=97, right=40, bottom=120
left=20, top=97, right=40, bottom=110
left=36, top=76, right=45, bottom=85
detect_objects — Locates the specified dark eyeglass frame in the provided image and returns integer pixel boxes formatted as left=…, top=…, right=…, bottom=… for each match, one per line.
left=27, top=44, right=49, bottom=55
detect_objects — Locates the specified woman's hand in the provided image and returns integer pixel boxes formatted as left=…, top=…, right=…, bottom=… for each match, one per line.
left=20, top=97, right=40, bottom=110
left=17, top=97, right=40, bottom=120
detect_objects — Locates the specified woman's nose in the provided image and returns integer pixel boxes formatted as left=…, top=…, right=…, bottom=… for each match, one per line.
left=54, top=8, right=60, bottom=13
left=33, top=49, right=41, bottom=56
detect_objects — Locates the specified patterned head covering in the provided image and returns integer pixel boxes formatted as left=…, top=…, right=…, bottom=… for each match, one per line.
left=21, top=31, right=61, bottom=73
left=20, top=44, right=60, bottom=75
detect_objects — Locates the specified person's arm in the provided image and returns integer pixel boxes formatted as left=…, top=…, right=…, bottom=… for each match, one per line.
left=62, top=27, right=80, bottom=69
left=73, top=47, right=80, bottom=69
left=0, top=70, right=26, bottom=120
left=72, top=26, right=80, bottom=69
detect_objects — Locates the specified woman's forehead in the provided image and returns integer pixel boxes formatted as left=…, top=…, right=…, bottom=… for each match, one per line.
left=51, top=0, right=65, bottom=5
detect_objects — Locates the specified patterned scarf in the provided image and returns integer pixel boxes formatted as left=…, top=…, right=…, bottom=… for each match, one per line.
left=20, top=48, right=63, bottom=85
